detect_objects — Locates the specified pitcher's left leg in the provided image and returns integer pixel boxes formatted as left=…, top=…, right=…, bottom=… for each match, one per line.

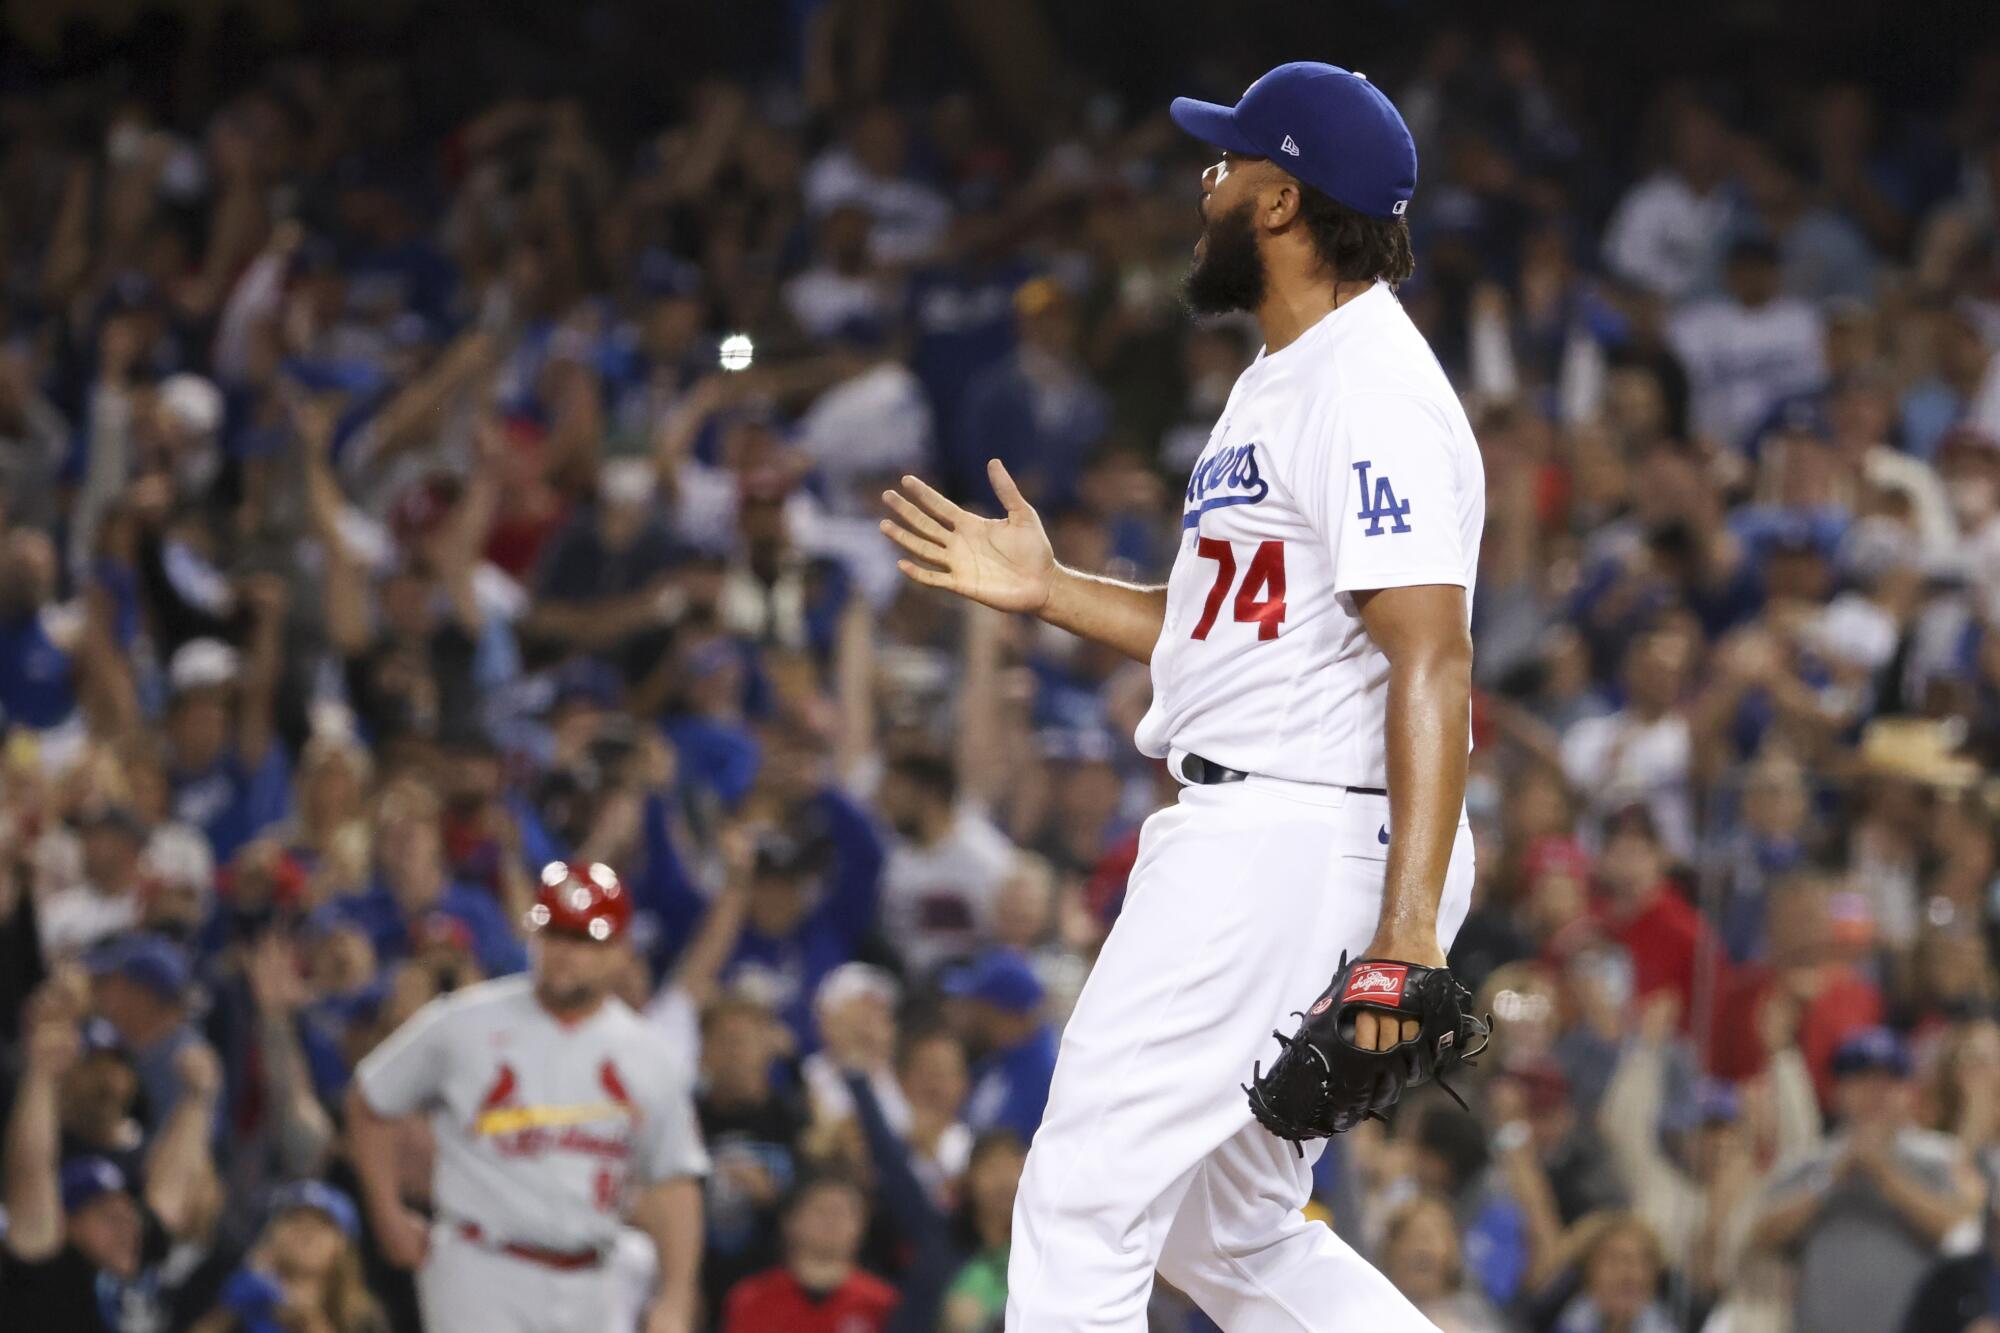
left=1155, top=818, right=1474, bottom=1332
left=1159, top=1128, right=1439, bottom=1333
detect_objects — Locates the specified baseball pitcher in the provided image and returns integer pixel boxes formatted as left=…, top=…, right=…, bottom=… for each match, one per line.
left=879, top=61, right=1486, bottom=1333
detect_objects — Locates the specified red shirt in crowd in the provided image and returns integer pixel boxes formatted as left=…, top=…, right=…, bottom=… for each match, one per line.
left=1602, top=880, right=1722, bottom=1026
left=721, top=1267, right=899, bottom=1333
left=1706, top=963, right=1883, bottom=1104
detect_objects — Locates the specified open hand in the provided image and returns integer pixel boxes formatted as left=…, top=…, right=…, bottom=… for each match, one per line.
left=1755, top=985, right=1801, bottom=1055
left=247, top=933, right=308, bottom=1015
left=881, top=461, right=1056, bottom=613
left=26, top=1014, right=81, bottom=1079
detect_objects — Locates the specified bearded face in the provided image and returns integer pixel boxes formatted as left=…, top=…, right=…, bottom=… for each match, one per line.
left=1183, top=198, right=1266, bottom=316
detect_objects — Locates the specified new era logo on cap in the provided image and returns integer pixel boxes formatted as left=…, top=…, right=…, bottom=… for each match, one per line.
left=1280, top=134, right=1301, bottom=157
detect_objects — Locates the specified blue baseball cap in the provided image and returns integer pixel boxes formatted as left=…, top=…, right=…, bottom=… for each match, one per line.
left=549, top=657, right=625, bottom=713
left=268, top=1180, right=360, bottom=1239
left=1170, top=62, right=1417, bottom=219
left=1664, top=1076, right=1742, bottom=1133
left=219, top=1268, right=288, bottom=1323
left=1832, top=1027, right=1912, bottom=1079
left=1694, top=1078, right=1743, bottom=1124
left=84, top=932, right=191, bottom=1002
left=60, top=1157, right=129, bottom=1213
left=941, top=949, right=1045, bottom=1014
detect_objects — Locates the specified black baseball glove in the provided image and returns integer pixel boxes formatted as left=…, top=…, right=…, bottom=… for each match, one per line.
left=1245, top=952, right=1489, bottom=1151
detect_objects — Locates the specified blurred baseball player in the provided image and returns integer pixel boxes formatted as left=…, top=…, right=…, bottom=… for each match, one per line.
left=881, top=62, right=1481, bottom=1331
left=348, top=862, right=708, bottom=1333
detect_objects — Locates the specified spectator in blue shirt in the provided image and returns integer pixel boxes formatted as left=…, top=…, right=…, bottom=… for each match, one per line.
left=657, top=631, right=765, bottom=811
left=945, top=949, right=1059, bottom=1144
left=679, top=821, right=884, bottom=1051
left=0, top=529, right=80, bottom=732
left=521, top=461, right=684, bottom=676
left=82, top=933, right=202, bottom=1135
left=324, top=780, right=527, bottom=978
left=635, top=732, right=884, bottom=988
left=903, top=250, right=1038, bottom=459
left=953, top=278, right=1108, bottom=510
left=1413, top=1104, right=1532, bottom=1310
left=164, top=624, right=292, bottom=864
left=1899, top=307, right=1995, bottom=461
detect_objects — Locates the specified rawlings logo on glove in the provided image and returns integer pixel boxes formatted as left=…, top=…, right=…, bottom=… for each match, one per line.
left=1244, top=952, right=1490, bottom=1151
left=1343, top=964, right=1408, bottom=1002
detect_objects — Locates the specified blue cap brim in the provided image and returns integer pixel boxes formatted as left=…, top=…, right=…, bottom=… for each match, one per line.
left=1169, top=98, right=1264, bottom=157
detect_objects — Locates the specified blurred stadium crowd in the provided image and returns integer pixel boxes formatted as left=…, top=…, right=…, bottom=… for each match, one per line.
left=3, top=2, right=2000, bottom=1331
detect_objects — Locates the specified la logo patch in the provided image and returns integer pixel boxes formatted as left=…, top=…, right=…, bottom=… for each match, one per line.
left=1352, top=460, right=1412, bottom=536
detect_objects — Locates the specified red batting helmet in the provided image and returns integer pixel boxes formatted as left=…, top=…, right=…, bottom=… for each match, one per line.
left=528, top=861, right=632, bottom=942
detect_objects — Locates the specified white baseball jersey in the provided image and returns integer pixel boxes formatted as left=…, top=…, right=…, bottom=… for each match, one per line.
left=356, top=975, right=709, bottom=1252
left=1134, top=282, right=1483, bottom=787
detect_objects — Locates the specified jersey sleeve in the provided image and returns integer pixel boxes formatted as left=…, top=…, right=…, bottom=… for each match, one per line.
left=636, top=1056, right=710, bottom=1183
left=352, top=994, right=453, bottom=1116
left=1297, top=391, right=1472, bottom=596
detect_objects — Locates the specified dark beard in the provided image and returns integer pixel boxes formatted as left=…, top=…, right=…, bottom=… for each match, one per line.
left=1182, top=200, right=1266, bottom=316
left=535, top=980, right=601, bottom=1013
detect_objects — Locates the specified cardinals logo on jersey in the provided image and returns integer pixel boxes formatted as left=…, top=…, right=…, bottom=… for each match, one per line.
left=479, top=1064, right=518, bottom=1110
left=472, top=1058, right=637, bottom=1143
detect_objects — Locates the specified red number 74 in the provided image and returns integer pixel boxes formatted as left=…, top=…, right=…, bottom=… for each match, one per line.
left=1190, top=538, right=1286, bottom=640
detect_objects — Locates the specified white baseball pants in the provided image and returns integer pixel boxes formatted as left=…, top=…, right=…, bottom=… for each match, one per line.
left=1005, top=769, right=1475, bottom=1332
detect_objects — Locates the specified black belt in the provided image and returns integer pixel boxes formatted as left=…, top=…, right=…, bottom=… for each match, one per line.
left=1178, top=752, right=1387, bottom=795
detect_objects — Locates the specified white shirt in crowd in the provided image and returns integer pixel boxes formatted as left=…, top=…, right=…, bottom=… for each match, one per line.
left=881, top=806, right=1017, bottom=976
left=783, top=267, right=885, bottom=341
left=1134, top=281, right=1484, bottom=789
left=794, top=362, right=935, bottom=503
left=32, top=820, right=212, bottom=959
left=803, top=151, right=950, bottom=267
left=1559, top=709, right=1696, bottom=859
left=1602, top=172, right=1735, bottom=301
left=1667, top=295, right=1826, bottom=449
left=38, top=884, right=140, bottom=959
